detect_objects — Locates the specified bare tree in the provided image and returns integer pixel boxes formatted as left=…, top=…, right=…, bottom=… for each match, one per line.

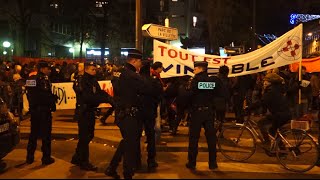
left=0, top=0, right=38, bottom=56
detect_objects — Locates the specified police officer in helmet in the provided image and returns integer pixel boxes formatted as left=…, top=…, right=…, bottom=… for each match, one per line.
left=71, top=61, right=114, bottom=171
left=26, top=61, right=56, bottom=165
left=185, top=61, right=219, bottom=170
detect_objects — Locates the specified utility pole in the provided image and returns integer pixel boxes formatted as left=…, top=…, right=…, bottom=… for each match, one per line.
left=165, top=17, right=170, bottom=44
left=135, top=0, right=142, bottom=51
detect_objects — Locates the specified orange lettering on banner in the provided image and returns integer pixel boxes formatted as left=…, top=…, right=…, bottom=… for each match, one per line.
left=212, top=58, right=221, bottom=64
left=203, top=57, right=211, bottom=62
left=179, top=52, right=188, bottom=60
left=168, top=49, right=178, bottom=58
left=191, top=55, right=198, bottom=62
left=158, top=46, right=167, bottom=56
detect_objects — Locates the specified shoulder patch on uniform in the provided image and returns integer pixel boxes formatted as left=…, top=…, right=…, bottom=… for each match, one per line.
left=198, top=82, right=215, bottom=90
left=113, top=72, right=121, bottom=77
left=26, top=80, right=36, bottom=87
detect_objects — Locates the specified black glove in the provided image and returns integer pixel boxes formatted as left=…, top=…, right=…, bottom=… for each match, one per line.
left=54, top=94, right=59, bottom=103
left=51, top=104, right=56, bottom=112
left=50, top=94, right=58, bottom=112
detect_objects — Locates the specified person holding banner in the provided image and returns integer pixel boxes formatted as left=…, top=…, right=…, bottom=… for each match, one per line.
left=185, top=61, right=219, bottom=170
left=71, top=61, right=114, bottom=171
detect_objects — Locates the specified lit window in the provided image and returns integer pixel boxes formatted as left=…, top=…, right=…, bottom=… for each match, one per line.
left=193, top=16, right=197, bottom=27
left=96, top=1, right=103, bottom=8
left=54, top=3, right=58, bottom=8
left=172, top=0, right=178, bottom=1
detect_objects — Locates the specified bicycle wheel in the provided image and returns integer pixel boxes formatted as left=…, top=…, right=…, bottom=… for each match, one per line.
left=276, top=129, right=319, bottom=173
left=218, top=125, right=256, bottom=162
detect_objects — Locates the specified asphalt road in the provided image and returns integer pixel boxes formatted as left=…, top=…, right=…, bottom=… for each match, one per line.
left=1, top=140, right=320, bottom=179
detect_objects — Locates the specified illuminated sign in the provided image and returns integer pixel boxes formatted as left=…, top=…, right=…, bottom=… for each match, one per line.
left=142, top=24, right=178, bottom=41
left=290, top=13, right=320, bottom=25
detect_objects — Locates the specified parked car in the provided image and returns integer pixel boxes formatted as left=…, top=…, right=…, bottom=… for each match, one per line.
left=0, top=98, right=20, bottom=172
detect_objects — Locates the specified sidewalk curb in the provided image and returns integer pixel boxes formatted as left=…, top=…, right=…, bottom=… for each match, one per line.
left=19, top=132, right=209, bottom=152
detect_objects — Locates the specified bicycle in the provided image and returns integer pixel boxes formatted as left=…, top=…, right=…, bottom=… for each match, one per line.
left=217, top=113, right=319, bottom=173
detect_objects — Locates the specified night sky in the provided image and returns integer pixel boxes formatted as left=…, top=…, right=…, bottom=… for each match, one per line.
left=255, top=0, right=320, bottom=36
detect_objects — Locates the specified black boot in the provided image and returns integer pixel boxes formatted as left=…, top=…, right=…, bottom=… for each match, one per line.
left=209, top=162, right=218, bottom=170
left=185, top=162, right=196, bottom=170
left=71, top=154, right=81, bottom=166
left=42, top=157, right=55, bottom=165
left=148, top=159, right=158, bottom=169
left=26, top=154, right=34, bottom=164
left=80, top=162, right=98, bottom=171
left=104, top=166, right=120, bottom=179
left=0, top=161, right=7, bottom=172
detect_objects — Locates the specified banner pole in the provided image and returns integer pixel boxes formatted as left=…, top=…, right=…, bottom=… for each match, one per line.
left=298, top=59, right=302, bottom=105
left=298, top=23, right=303, bottom=105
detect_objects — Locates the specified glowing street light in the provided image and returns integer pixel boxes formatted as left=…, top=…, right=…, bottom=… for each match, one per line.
left=69, top=48, right=74, bottom=53
left=3, top=51, right=7, bottom=55
left=3, top=41, right=11, bottom=48
left=307, top=32, right=313, bottom=36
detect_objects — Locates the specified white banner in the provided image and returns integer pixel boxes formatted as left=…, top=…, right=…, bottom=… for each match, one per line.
left=154, top=24, right=303, bottom=78
left=23, top=80, right=113, bottom=112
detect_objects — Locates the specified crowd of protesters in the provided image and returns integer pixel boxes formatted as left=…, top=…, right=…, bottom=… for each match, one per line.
left=0, top=59, right=319, bottom=133
left=0, top=59, right=119, bottom=120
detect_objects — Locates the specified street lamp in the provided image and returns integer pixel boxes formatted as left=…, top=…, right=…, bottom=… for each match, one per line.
left=3, top=41, right=11, bottom=48
left=3, top=51, right=7, bottom=55
left=69, top=48, right=74, bottom=59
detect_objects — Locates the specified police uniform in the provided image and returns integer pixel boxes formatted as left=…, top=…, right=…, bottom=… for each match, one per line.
left=71, top=61, right=114, bottom=171
left=105, top=49, right=153, bottom=179
left=26, top=61, right=56, bottom=165
left=186, top=61, right=218, bottom=170
left=73, top=71, right=84, bottom=122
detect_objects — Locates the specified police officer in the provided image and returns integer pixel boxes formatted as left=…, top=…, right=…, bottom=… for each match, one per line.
left=26, top=61, right=56, bottom=165
left=185, top=61, right=219, bottom=170
left=136, top=60, right=163, bottom=170
left=71, top=61, right=114, bottom=171
left=105, top=49, right=152, bottom=179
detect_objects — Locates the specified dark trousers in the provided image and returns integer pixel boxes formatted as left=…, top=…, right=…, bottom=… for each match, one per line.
left=172, top=105, right=188, bottom=132
left=188, top=110, right=217, bottom=166
left=233, top=93, right=245, bottom=123
left=100, top=107, right=115, bottom=123
left=73, top=105, right=80, bottom=121
left=109, top=115, right=140, bottom=177
left=72, top=109, right=95, bottom=164
left=137, top=114, right=156, bottom=164
left=312, top=96, right=319, bottom=110
left=257, top=114, right=290, bottom=142
left=216, top=109, right=225, bottom=132
left=166, top=100, right=177, bottom=130
left=27, top=107, right=52, bottom=160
